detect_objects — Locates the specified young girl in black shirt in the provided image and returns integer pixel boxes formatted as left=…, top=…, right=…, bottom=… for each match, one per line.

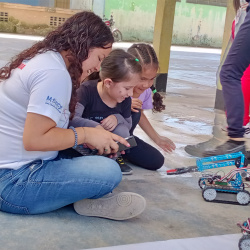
left=70, top=49, right=142, bottom=174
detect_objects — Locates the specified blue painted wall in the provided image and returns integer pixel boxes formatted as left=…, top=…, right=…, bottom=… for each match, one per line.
left=1, top=0, right=54, bottom=7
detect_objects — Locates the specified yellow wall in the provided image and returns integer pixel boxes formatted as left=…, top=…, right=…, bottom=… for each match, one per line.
left=0, top=2, right=79, bottom=35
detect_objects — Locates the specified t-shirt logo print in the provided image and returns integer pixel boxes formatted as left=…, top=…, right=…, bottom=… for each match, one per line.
left=18, top=63, right=26, bottom=70
left=45, top=96, right=63, bottom=113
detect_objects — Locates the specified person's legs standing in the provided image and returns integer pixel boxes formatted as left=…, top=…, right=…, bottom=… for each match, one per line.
left=221, top=6, right=250, bottom=138
left=204, top=5, right=250, bottom=156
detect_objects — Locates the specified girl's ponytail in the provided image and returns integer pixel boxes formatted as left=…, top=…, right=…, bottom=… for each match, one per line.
left=150, top=85, right=165, bottom=113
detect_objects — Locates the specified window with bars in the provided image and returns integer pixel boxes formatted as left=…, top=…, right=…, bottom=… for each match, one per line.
left=54, top=0, right=70, bottom=9
left=50, top=16, right=67, bottom=26
left=0, top=12, right=8, bottom=22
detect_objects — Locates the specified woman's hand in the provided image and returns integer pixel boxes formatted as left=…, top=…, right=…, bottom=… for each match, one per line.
left=23, top=113, right=128, bottom=155
left=100, top=115, right=118, bottom=131
left=131, top=98, right=143, bottom=112
left=95, top=124, right=105, bottom=130
left=83, top=127, right=129, bottom=155
left=155, top=136, right=176, bottom=153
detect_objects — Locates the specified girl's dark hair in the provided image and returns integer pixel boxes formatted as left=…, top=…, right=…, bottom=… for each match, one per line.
left=233, top=0, right=240, bottom=12
left=0, top=11, right=114, bottom=115
left=150, top=85, right=165, bottom=112
left=85, top=71, right=101, bottom=82
left=100, top=49, right=142, bottom=82
left=127, top=43, right=165, bottom=113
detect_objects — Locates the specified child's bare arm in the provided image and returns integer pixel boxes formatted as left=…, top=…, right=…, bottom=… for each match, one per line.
left=139, top=111, right=176, bottom=153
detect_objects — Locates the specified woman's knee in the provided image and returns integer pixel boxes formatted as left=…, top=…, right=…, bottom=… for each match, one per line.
left=89, top=156, right=122, bottom=186
left=83, top=157, right=122, bottom=198
left=99, top=157, right=122, bottom=186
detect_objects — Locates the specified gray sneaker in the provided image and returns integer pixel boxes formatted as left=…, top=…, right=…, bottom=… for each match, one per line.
left=185, top=137, right=223, bottom=157
left=203, top=139, right=245, bottom=157
left=73, top=192, right=146, bottom=220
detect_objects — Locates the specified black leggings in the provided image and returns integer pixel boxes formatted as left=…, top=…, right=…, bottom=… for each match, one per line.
left=124, top=111, right=164, bottom=171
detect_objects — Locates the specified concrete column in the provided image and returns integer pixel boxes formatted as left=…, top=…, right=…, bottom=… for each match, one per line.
left=153, top=0, right=176, bottom=92
left=221, top=0, right=235, bottom=63
left=93, top=0, right=105, bottom=19
left=212, top=0, right=235, bottom=142
left=215, top=0, right=235, bottom=111
left=70, top=0, right=93, bottom=10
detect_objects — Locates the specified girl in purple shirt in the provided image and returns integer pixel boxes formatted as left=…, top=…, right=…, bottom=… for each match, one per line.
left=122, top=43, right=176, bottom=171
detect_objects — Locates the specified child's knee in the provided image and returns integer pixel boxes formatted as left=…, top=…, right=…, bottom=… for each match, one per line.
left=112, top=124, right=130, bottom=138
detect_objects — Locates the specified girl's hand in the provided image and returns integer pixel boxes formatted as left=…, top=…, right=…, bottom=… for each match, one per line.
left=101, top=115, right=118, bottom=131
left=155, top=136, right=176, bottom=153
left=131, top=98, right=143, bottom=112
left=83, top=127, right=129, bottom=155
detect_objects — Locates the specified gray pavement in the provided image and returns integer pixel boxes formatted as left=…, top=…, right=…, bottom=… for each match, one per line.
left=0, top=34, right=247, bottom=250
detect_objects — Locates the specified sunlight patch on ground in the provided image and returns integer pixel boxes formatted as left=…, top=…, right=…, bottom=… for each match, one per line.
left=162, top=116, right=212, bottom=135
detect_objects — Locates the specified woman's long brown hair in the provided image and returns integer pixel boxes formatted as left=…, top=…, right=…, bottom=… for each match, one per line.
left=0, top=11, right=114, bottom=114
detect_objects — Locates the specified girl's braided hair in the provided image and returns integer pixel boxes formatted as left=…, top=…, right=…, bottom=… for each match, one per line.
left=127, top=43, right=165, bottom=112
left=0, top=11, right=114, bottom=115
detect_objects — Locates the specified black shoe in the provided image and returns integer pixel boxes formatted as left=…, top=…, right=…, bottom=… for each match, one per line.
left=203, top=139, right=245, bottom=157
left=116, top=156, right=133, bottom=175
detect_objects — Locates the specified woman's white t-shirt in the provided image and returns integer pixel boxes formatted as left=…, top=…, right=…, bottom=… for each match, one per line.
left=0, top=51, right=72, bottom=169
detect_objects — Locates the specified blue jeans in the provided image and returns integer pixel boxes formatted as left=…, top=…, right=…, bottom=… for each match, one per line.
left=0, top=154, right=122, bottom=215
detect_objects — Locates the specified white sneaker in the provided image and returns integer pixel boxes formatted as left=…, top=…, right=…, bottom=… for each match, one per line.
left=244, top=123, right=250, bottom=139
left=73, top=192, right=146, bottom=220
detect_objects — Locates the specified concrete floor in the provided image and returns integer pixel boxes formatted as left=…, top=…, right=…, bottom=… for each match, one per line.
left=0, top=34, right=248, bottom=250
